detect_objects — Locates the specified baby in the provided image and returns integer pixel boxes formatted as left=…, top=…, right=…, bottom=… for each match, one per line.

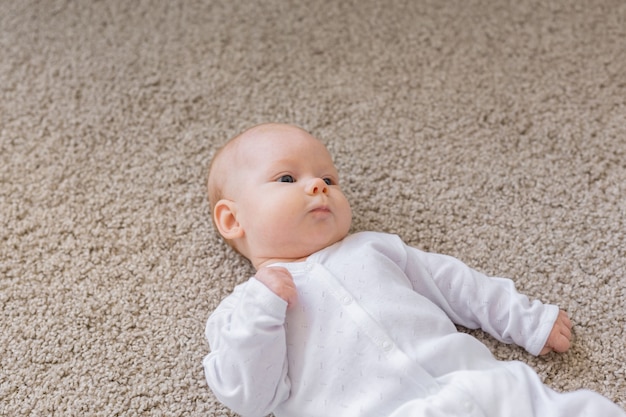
left=203, top=123, right=625, bottom=417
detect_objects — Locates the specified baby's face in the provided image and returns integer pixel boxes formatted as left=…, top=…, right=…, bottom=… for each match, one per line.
left=223, top=124, right=352, bottom=267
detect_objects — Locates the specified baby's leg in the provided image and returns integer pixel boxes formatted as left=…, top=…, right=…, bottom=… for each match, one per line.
left=388, top=362, right=625, bottom=417
left=501, top=361, right=625, bottom=417
left=451, top=361, right=626, bottom=417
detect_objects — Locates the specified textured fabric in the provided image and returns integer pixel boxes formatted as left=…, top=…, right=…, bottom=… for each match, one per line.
left=204, top=232, right=624, bottom=417
left=2, top=1, right=626, bottom=415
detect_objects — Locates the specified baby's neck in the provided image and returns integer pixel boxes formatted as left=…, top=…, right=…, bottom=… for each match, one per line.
left=254, top=256, right=310, bottom=271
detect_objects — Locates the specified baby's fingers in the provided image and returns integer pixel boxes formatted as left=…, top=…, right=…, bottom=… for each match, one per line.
left=557, top=310, right=573, bottom=331
left=255, top=266, right=298, bottom=307
left=550, top=330, right=572, bottom=353
left=547, top=311, right=573, bottom=354
left=539, top=310, right=573, bottom=355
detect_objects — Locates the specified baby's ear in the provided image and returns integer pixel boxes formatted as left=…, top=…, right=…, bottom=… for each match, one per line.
left=213, top=199, right=244, bottom=240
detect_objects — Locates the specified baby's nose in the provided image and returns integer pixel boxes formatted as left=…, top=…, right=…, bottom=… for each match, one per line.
left=307, top=178, right=329, bottom=195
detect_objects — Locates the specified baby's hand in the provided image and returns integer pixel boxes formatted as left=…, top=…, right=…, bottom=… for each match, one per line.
left=254, top=266, right=298, bottom=308
left=539, top=310, right=572, bottom=355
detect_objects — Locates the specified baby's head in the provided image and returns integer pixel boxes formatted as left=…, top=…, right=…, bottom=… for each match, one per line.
left=207, top=123, right=352, bottom=269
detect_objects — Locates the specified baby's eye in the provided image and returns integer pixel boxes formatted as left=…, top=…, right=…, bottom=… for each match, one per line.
left=277, top=175, right=295, bottom=183
left=323, top=178, right=334, bottom=186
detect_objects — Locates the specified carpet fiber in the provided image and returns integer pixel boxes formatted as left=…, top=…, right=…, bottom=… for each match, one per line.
left=1, top=0, right=625, bottom=415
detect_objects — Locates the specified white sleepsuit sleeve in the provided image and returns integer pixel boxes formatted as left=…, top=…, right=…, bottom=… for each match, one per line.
left=203, top=277, right=291, bottom=417
left=402, top=244, right=559, bottom=356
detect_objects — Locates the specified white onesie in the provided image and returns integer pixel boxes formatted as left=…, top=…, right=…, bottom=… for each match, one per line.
left=204, top=231, right=625, bottom=417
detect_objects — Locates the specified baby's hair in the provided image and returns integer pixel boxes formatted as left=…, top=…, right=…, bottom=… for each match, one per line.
left=206, top=130, right=250, bottom=254
left=206, top=130, right=245, bottom=212
left=206, top=136, right=240, bottom=253
left=206, top=143, right=227, bottom=214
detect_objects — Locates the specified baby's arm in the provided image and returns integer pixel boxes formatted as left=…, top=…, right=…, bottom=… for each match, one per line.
left=203, top=270, right=293, bottom=417
left=539, top=309, right=572, bottom=355
left=403, top=245, right=564, bottom=356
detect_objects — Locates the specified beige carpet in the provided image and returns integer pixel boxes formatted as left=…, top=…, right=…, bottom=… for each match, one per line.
left=1, top=0, right=625, bottom=415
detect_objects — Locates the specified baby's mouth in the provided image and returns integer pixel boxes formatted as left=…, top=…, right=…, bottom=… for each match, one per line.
left=309, top=205, right=331, bottom=214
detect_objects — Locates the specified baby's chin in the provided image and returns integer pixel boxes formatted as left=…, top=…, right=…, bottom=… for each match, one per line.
left=307, top=233, right=349, bottom=254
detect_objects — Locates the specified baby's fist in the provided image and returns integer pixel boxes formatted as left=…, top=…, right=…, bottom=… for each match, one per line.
left=539, top=310, right=572, bottom=355
left=254, top=266, right=298, bottom=308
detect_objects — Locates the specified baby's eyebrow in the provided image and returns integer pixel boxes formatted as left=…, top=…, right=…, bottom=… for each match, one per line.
left=265, top=158, right=297, bottom=172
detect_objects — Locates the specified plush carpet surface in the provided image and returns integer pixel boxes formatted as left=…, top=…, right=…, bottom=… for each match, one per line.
left=1, top=0, right=625, bottom=415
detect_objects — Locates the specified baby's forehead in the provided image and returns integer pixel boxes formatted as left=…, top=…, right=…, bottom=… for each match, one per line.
left=219, top=124, right=333, bottom=172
